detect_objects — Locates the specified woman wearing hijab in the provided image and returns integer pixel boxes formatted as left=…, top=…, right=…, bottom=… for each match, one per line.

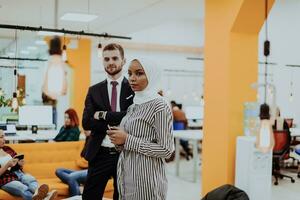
left=107, top=58, right=174, bottom=200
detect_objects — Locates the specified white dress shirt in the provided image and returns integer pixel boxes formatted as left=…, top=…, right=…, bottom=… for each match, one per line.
left=101, top=75, right=124, bottom=147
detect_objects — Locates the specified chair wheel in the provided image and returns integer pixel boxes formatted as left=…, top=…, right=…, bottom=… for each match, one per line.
left=274, top=181, right=278, bottom=185
left=291, top=179, right=295, bottom=183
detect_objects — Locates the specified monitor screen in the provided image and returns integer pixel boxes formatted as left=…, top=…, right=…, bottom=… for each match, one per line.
left=18, top=106, right=53, bottom=126
left=184, top=106, right=204, bottom=120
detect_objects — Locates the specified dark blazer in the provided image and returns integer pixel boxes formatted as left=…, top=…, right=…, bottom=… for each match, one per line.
left=82, top=78, right=134, bottom=161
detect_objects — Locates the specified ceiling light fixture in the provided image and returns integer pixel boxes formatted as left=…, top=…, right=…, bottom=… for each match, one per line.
left=27, top=46, right=38, bottom=50
left=42, top=36, right=67, bottom=100
left=38, top=31, right=64, bottom=36
left=35, top=40, right=47, bottom=45
left=20, top=50, right=30, bottom=55
left=12, top=30, right=18, bottom=111
left=60, top=13, right=98, bottom=22
left=257, top=0, right=273, bottom=154
left=62, top=34, right=67, bottom=62
left=97, top=43, right=102, bottom=58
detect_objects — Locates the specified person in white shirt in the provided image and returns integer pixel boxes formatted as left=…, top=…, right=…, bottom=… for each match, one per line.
left=82, top=43, right=134, bottom=200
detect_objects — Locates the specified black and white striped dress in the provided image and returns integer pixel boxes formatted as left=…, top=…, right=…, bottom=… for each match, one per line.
left=117, top=98, right=174, bottom=200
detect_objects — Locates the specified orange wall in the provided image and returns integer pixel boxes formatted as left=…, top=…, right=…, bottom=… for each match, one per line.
left=202, top=0, right=274, bottom=195
left=67, top=39, right=91, bottom=127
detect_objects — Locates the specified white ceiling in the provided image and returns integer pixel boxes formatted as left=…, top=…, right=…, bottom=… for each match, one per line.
left=0, top=0, right=204, bottom=57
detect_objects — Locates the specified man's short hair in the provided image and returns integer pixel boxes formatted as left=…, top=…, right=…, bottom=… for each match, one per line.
left=103, top=43, right=124, bottom=59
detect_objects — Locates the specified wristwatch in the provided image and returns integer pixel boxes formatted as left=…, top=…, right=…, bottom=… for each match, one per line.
left=98, top=111, right=107, bottom=120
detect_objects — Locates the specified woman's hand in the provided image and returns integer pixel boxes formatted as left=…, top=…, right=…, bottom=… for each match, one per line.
left=6, top=159, right=18, bottom=168
left=107, top=127, right=128, bottom=145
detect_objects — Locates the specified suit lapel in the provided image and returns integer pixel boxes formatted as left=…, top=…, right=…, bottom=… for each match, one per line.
left=100, top=80, right=111, bottom=110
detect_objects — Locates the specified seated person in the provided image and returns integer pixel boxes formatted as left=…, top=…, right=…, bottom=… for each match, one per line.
left=55, top=130, right=90, bottom=197
left=272, top=107, right=291, bottom=142
left=273, top=107, right=290, bottom=131
left=54, top=108, right=80, bottom=142
left=170, top=101, right=192, bottom=160
left=171, top=101, right=188, bottom=128
left=0, top=129, right=57, bottom=200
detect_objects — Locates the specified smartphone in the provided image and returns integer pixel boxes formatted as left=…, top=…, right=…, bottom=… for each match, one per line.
left=14, top=154, right=24, bottom=160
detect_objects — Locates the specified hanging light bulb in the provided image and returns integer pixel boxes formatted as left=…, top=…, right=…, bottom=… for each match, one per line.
left=62, top=44, right=67, bottom=62
left=289, top=71, right=293, bottom=103
left=11, top=92, right=18, bottom=111
left=289, top=93, right=293, bottom=102
left=200, top=95, right=205, bottom=106
left=11, top=30, right=19, bottom=111
left=98, top=43, right=102, bottom=58
left=42, top=36, right=67, bottom=99
left=256, top=0, right=274, bottom=154
left=62, top=34, right=67, bottom=62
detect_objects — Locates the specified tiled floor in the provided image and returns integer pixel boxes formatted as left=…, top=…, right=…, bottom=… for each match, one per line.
left=166, top=159, right=201, bottom=200
left=166, top=159, right=300, bottom=200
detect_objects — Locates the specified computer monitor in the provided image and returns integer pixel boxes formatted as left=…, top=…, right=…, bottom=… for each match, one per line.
left=18, top=106, right=53, bottom=126
left=184, top=106, right=204, bottom=120
left=0, top=124, right=17, bottom=136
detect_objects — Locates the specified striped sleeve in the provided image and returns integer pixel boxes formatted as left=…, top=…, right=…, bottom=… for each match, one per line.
left=124, top=105, right=174, bottom=159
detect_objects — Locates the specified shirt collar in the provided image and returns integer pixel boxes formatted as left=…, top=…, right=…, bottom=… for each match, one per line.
left=107, top=75, right=124, bottom=86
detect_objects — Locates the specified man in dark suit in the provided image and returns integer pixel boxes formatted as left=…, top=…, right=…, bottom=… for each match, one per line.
left=82, top=43, right=134, bottom=200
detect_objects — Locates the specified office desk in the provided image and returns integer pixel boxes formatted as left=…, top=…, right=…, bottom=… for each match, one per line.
left=173, top=129, right=203, bottom=182
left=5, top=130, right=85, bottom=143
left=290, top=128, right=300, bottom=137
left=5, top=130, right=58, bottom=143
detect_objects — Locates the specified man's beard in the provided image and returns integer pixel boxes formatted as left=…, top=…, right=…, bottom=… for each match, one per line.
left=105, top=65, right=122, bottom=76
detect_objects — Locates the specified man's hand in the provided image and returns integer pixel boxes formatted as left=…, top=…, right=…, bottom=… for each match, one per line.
left=107, top=127, right=128, bottom=145
left=6, top=159, right=18, bottom=168
left=84, top=130, right=91, bottom=137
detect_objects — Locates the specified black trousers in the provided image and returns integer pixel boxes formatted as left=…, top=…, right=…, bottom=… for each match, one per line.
left=82, top=148, right=119, bottom=200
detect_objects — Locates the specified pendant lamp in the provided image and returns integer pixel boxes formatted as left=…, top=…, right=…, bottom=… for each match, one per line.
left=97, top=43, right=102, bottom=58
left=257, top=0, right=273, bottom=153
left=11, top=30, right=18, bottom=111
left=42, top=36, right=67, bottom=99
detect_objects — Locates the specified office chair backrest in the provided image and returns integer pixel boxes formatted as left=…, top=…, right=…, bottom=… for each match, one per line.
left=273, top=130, right=289, bottom=154
left=173, top=121, right=185, bottom=130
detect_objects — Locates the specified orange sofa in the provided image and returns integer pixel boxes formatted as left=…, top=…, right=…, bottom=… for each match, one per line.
left=0, top=141, right=113, bottom=200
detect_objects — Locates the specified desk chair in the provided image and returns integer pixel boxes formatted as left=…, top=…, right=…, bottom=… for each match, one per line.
left=273, top=130, right=295, bottom=185
left=173, top=121, right=192, bottom=160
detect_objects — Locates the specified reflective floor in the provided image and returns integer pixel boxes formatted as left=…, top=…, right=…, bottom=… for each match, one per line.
left=166, top=159, right=300, bottom=200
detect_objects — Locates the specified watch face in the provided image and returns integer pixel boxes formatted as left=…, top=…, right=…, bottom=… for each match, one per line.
left=99, top=111, right=104, bottom=119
